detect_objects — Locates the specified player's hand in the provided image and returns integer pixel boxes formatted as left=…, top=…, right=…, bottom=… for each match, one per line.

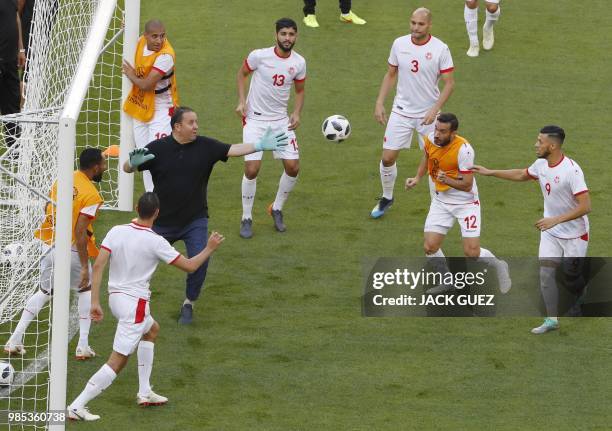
left=128, top=148, right=155, bottom=169
left=436, top=170, right=447, bottom=184
left=18, top=52, right=26, bottom=69
left=122, top=60, right=136, bottom=79
left=288, top=113, right=300, bottom=130
left=235, top=101, right=246, bottom=118
left=421, top=108, right=438, bottom=125
left=471, top=165, right=493, bottom=176
left=535, top=217, right=559, bottom=231
left=90, top=303, right=104, bottom=322
left=207, top=231, right=225, bottom=250
left=374, top=103, right=387, bottom=125
left=78, top=267, right=89, bottom=290
left=405, top=177, right=420, bottom=190
left=254, top=127, right=288, bottom=151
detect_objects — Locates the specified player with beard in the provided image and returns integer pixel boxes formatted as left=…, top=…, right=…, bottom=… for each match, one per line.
left=235, top=18, right=306, bottom=238
left=5, top=148, right=108, bottom=360
left=472, top=125, right=591, bottom=334
left=405, top=113, right=511, bottom=294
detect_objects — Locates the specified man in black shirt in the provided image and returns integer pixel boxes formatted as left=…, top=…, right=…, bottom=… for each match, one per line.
left=1, top=0, right=25, bottom=149
left=123, top=106, right=288, bottom=324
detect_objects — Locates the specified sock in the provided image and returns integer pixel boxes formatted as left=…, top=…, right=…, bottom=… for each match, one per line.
left=272, top=172, right=298, bottom=211
left=540, top=266, right=559, bottom=318
left=241, top=175, right=257, bottom=220
left=78, top=290, right=91, bottom=349
left=478, top=247, right=501, bottom=266
left=9, top=290, right=50, bottom=345
left=426, top=249, right=450, bottom=275
left=142, top=171, right=154, bottom=192
left=464, top=5, right=479, bottom=46
left=484, top=6, right=500, bottom=30
left=380, top=161, right=397, bottom=200
left=137, top=341, right=155, bottom=396
left=70, top=364, right=117, bottom=410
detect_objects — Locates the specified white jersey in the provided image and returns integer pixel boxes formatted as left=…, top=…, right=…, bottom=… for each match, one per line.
left=388, top=34, right=454, bottom=117
left=143, top=47, right=175, bottom=108
left=101, top=222, right=180, bottom=300
left=527, top=155, right=589, bottom=239
left=244, top=46, right=306, bottom=121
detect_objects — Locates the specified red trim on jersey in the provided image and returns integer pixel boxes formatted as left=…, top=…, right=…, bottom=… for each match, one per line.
left=411, top=34, right=432, bottom=46
left=169, top=253, right=181, bottom=265
left=581, top=233, right=589, bottom=241
left=242, top=116, right=246, bottom=127
left=459, top=170, right=472, bottom=174
left=273, top=47, right=291, bottom=59
left=100, top=245, right=111, bottom=253
left=574, top=189, right=589, bottom=196
left=388, top=62, right=399, bottom=68
left=243, top=58, right=253, bottom=72
left=151, top=66, right=166, bottom=75
left=79, top=212, right=96, bottom=220
left=440, top=67, right=454, bottom=74
left=134, top=298, right=147, bottom=324
left=131, top=221, right=151, bottom=228
left=548, top=154, right=565, bottom=168
left=525, top=168, right=538, bottom=180
left=294, top=77, right=306, bottom=83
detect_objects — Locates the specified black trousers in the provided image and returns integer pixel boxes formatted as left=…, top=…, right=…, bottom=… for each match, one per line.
left=303, top=0, right=352, bottom=16
left=0, top=61, right=21, bottom=148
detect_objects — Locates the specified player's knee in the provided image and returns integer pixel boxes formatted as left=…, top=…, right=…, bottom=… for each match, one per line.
left=463, top=244, right=480, bottom=258
left=244, top=167, right=259, bottom=180
left=466, top=0, right=478, bottom=9
left=485, top=3, right=498, bottom=13
left=144, top=321, right=160, bottom=340
left=381, top=155, right=396, bottom=167
left=285, top=165, right=299, bottom=177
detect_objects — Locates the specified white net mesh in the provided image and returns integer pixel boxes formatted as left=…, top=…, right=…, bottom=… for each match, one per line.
left=0, top=0, right=125, bottom=428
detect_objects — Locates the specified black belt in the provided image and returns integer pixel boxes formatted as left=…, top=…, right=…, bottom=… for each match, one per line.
left=155, top=83, right=171, bottom=94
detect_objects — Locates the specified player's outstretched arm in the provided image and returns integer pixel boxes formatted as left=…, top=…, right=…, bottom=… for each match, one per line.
left=172, top=232, right=225, bottom=273
left=123, top=148, right=155, bottom=173
left=374, top=65, right=398, bottom=125
left=471, top=165, right=531, bottom=182
left=227, top=127, right=289, bottom=157
left=535, top=192, right=591, bottom=231
left=90, top=248, right=110, bottom=322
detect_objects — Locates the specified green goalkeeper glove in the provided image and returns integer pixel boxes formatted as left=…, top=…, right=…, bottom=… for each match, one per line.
left=254, top=127, right=289, bottom=152
left=128, top=148, right=155, bottom=169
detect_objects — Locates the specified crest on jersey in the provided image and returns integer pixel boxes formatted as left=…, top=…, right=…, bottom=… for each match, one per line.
left=425, top=52, right=433, bottom=60
left=554, top=176, right=560, bottom=183
left=289, top=66, right=296, bottom=75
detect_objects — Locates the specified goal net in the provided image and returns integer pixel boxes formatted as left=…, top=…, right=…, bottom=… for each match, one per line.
left=0, top=0, right=137, bottom=428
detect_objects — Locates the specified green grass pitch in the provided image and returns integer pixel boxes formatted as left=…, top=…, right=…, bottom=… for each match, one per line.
left=60, top=0, right=611, bottom=429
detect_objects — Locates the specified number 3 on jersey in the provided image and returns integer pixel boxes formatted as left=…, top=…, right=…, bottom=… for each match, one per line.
left=272, top=74, right=285, bottom=86
left=410, top=60, right=419, bottom=73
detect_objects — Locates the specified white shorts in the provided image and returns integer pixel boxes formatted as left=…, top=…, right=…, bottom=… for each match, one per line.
left=243, top=117, right=298, bottom=161
left=424, top=198, right=481, bottom=238
left=109, top=293, right=155, bottom=356
left=539, top=231, right=589, bottom=260
left=133, top=105, right=173, bottom=149
left=383, top=111, right=435, bottom=151
left=39, top=243, right=92, bottom=295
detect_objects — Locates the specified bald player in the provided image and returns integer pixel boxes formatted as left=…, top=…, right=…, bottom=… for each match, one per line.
left=371, top=7, right=455, bottom=219
left=123, top=19, right=179, bottom=192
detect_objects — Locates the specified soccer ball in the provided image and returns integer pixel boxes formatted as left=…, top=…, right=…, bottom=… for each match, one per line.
left=322, top=115, right=351, bottom=142
left=1, top=243, right=24, bottom=265
left=0, top=361, right=14, bottom=386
